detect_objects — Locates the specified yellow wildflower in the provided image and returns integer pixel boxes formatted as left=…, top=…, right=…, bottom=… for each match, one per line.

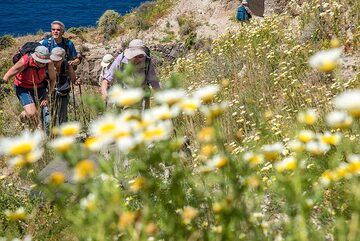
left=5, top=207, right=27, bottom=221
left=118, top=211, right=136, bottom=229
left=197, top=127, right=215, bottom=143
left=181, top=206, right=198, bottom=224
left=49, top=172, right=65, bottom=185
left=129, top=176, right=145, bottom=192
left=74, top=159, right=96, bottom=182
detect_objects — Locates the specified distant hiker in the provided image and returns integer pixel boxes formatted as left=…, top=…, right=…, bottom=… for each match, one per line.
left=98, top=54, right=114, bottom=86
left=100, top=39, right=160, bottom=109
left=2, top=46, right=56, bottom=130
left=40, top=21, right=81, bottom=67
left=237, top=0, right=252, bottom=22
left=50, top=47, right=77, bottom=126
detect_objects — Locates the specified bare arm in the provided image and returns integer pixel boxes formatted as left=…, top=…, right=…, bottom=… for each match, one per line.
left=3, top=59, right=25, bottom=82
left=100, top=79, right=110, bottom=100
left=68, top=64, right=77, bottom=83
left=47, top=62, right=56, bottom=93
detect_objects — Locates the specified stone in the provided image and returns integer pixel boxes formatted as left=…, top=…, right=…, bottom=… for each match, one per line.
left=38, top=159, right=75, bottom=184
left=249, top=0, right=265, bottom=17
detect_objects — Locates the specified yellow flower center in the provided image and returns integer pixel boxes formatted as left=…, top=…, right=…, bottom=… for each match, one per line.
left=304, top=115, right=316, bottom=125
left=264, top=152, right=279, bottom=161
left=182, top=102, right=198, bottom=111
left=215, top=157, right=228, bottom=168
left=100, top=123, right=117, bottom=134
left=318, top=60, right=337, bottom=72
left=50, top=172, right=65, bottom=185
left=322, top=135, right=339, bottom=145
left=348, top=109, right=360, bottom=117
left=75, top=160, right=96, bottom=181
left=9, top=142, right=33, bottom=156
left=120, top=97, right=140, bottom=106
left=144, top=128, right=165, bottom=140
left=61, top=127, right=79, bottom=136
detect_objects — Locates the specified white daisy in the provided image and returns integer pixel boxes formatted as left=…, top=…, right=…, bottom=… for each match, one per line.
left=333, top=90, right=360, bottom=117
left=325, top=111, right=353, bottom=129
left=193, top=84, right=220, bottom=104
left=309, top=48, right=342, bottom=72
left=0, top=130, right=44, bottom=156
left=154, top=89, right=186, bottom=106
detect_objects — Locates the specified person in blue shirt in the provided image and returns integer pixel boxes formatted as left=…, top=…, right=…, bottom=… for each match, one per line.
left=237, top=0, right=253, bottom=22
left=40, top=21, right=81, bottom=67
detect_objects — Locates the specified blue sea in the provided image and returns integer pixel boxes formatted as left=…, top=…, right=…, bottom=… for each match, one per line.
left=0, top=0, right=145, bottom=36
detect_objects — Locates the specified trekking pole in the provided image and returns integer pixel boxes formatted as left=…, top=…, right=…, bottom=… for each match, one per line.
left=78, top=82, right=89, bottom=125
left=71, top=82, right=78, bottom=121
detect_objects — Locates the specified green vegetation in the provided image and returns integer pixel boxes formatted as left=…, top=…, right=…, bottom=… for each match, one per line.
left=0, top=35, right=15, bottom=51
left=1, top=0, right=360, bottom=240
left=123, top=0, right=176, bottom=31
left=97, top=10, right=122, bottom=40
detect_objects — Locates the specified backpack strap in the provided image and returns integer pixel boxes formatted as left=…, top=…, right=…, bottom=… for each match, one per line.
left=62, top=38, right=71, bottom=61
left=47, top=37, right=52, bottom=50
left=144, top=57, right=151, bottom=86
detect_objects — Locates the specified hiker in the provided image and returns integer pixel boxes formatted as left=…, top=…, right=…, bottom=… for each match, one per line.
left=237, top=0, right=252, bottom=22
left=40, top=21, right=81, bottom=67
left=100, top=39, right=160, bottom=109
left=98, top=54, right=114, bottom=86
left=50, top=47, right=77, bottom=126
left=1, top=46, right=56, bottom=130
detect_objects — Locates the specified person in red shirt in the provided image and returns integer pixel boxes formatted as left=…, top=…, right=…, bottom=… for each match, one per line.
left=2, top=46, right=56, bottom=129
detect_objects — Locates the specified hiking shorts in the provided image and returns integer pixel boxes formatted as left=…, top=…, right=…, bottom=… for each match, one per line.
left=14, top=85, right=47, bottom=106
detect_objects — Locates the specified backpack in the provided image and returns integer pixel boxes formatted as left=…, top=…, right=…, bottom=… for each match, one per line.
left=42, top=37, right=71, bottom=61
left=55, top=60, right=71, bottom=96
left=12, top=42, right=42, bottom=64
left=237, top=6, right=252, bottom=21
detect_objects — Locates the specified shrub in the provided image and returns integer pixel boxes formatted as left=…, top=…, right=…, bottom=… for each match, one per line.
left=97, top=10, right=122, bottom=40
left=0, top=35, right=15, bottom=50
left=177, top=15, right=199, bottom=37
left=123, top=0, right=175, bottom=31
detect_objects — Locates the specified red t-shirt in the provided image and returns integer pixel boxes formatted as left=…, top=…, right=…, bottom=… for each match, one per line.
left=14, top=54, right=47, bottom=88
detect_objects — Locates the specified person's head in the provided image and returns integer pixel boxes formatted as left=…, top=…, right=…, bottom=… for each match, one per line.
left=124, top=39, right=147, bottom=65
left=50, top=47, right=66, bottom=67
left=101, top=54, right=114, bottom=68
left=51, top=20, right=65, bottom=40
left=31, top=46, right=51, bottom=67
left=241, top=0, right=248, bottom=5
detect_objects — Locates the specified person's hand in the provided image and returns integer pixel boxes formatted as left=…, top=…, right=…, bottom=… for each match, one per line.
left=75, top=77, right=81, bottom=85
left=40, top=98, right=47, bottom=107
left=69, top=59, right=80, bottom=66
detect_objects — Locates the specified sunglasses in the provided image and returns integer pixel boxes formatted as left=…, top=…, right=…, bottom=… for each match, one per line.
left=51, top=28, right=61, bottom=32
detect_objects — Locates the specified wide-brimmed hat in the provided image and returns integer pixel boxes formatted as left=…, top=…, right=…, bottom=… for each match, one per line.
left=50, top=47, right=66, bottom=61
left=31, top=46, right=51, bottom=64
left=242, top=0, right=248, bottom=4
left=124, top=39, right=147, bottom=59
left=101, top=54, right=114, bottom=67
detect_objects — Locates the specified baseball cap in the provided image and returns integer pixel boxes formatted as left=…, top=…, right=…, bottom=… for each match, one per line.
left=101, top=54, right=114, bottom=67
left=31, top=46, right=51, bottom=64
left=50, top=47, right=66, bottom=61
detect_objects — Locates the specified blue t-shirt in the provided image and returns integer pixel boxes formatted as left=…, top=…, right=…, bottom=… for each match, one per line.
left=40, top=37, right=78, bottom=60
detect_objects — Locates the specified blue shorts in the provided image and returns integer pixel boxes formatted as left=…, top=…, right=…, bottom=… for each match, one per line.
left=14, top=85, right=47, bottom=106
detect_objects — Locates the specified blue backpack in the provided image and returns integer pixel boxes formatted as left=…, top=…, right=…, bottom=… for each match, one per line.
left=237, top=6, right=251, bottom=21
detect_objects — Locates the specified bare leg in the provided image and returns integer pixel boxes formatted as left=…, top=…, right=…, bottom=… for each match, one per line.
left=22, top=103, right=39, bottom=128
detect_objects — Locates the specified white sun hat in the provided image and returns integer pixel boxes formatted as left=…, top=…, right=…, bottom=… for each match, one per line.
left=31, top=46, right=51, bottom=64
left=124, top=39, right=147, bottom=59
left=101, top=54, right=114, bottom=67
